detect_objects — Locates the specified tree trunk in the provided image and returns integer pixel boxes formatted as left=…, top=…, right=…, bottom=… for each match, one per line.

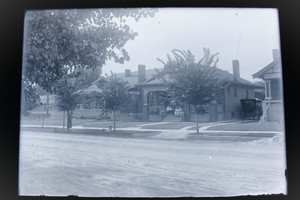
left=41, top=114, right=45, bottom=128
left=113, top=110, right=116, bottom=131
left=67, top=110, right=72, bottom=130
left=196, top=105, right=199, bottom=134
left=63, top=110, right=65, bottom=129
left=46, top=92, right=50, bottom=117
left=67, top=110, right=70, bottom=130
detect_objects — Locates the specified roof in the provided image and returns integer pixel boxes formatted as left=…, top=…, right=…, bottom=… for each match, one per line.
left=81, top=64, right=260, bottom=94
left=75, top=84, right=102, bottom=95
left=215, top=67, right=258, bottom=87
left=137, top=66, right=259, bottom=88
left=252, top=58, right=281, bottom=79
left=114, top=68, right=159, bottom=87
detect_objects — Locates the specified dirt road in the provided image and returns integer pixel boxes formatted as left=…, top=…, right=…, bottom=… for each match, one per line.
left=19, top=130, right=286, bottom=197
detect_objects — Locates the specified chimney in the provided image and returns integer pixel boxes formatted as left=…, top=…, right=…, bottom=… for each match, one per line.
left=272, top=49, right=280, bottom=61
left=138, top=64, right=146, bottom=83
left=232, top=60, right=240, bottom=81
left=125, top=69, right=131, bottom=77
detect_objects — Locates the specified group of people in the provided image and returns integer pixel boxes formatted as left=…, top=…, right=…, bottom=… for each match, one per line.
left=166, top=106, right=184, bottom=117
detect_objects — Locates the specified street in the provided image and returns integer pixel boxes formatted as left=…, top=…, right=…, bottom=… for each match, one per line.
left=19, top=130, right=286, bottom=197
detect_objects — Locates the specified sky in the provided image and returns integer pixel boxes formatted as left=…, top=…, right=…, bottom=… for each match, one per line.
left=102, top=8, right=281, bottom=82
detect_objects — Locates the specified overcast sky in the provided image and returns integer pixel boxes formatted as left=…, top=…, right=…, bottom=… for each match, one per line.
left=102, top=8, right=281, bottom=82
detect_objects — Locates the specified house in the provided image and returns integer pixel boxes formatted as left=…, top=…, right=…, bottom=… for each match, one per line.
left=116, top=61, right=262, bottom=122
left=252, top=49, right=284, bottom=122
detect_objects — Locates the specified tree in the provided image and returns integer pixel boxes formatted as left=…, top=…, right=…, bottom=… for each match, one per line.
left=95, top=73, right=130, bottom=131
left=21, top=81, right=41, bottom=116
left=22, top=8, right=157, bottom=113
left=55, top=78, right=78, bottom=130
left=156, top=48, right=221, bottom=133
left=73, top=66, right=102, bottom=90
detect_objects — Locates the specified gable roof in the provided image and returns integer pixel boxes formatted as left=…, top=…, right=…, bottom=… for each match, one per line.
left=252, top=58, right=281, bottom=79
left=136, top=67, right=259, bottom=88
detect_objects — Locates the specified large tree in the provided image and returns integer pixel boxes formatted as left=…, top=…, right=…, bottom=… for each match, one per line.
left=156, top=48, right=222, bottom=133
left=55, top=78, right=78, bottom=130
left=22, top=8, right=157, bottom=113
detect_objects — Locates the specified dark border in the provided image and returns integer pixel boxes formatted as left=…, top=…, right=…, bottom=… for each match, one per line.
left=1, top=0, right=299, bottom=200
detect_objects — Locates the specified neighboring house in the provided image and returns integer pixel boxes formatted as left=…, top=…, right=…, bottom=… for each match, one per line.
left=115, top=61, right=262, bottom=122
left=252, top=49, right=284, bottom=122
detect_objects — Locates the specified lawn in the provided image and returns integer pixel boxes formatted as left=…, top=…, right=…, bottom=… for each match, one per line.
left=206, top=121, right=285, bottom=132
left=21, top=111, right=145, bottom=129
left=21, top=112, right=197, bottom=130
left=141, top=122, right=196, bottom=130
left=21, top=116, right=98, bottom=127
left=21, top=111, right=285, bottom=133
left=82, top=121, right=147, bottom=128
left=21, top=126, right=160, bottom=139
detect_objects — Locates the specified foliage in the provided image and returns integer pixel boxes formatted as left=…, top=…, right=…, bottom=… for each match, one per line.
left=73, top=66, right=102, bottom=90
left=85, top=91, right=104, bottom=109
left=22, top=8, right=157, bottom=113
left=96, top=73, right=130, bottom=112
left=156, top=48, right=221, bottom=106
left=91, top=73, right=130, bottom=130
left=55, top=78, right=78, bottom=112
left=156, top=48, right=222, bottom=133
left=21, top=81, right=41, bottom=115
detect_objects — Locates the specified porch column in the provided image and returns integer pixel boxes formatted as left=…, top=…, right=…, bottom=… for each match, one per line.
left=142, top=93, right=148, bottom=121
left=143, top=105, right=148, bottom=121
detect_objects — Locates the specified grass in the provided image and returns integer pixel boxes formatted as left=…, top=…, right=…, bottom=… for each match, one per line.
left=21, top=117, right=98, bottom=127
left=141, top=122, right=196, bottom=129
left=82, top=121, right=147, bottom=128
left=22, top=110, right=284, bottom=132
left=206, top=121, right=285, bottom=132
left=21, top=111, right=145, bottom=128
left=21, top=127, right=160, bottom=139
left=188, top=124, right=209, bottom=130
left=21, top=112, right=197, bottom=130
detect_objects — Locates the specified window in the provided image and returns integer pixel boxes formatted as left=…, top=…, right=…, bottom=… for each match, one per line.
left=246, top=89, right=249, bottom=99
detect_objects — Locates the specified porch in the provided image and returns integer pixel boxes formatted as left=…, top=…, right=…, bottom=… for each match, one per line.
left=144, top=91, right=224, bottom=122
